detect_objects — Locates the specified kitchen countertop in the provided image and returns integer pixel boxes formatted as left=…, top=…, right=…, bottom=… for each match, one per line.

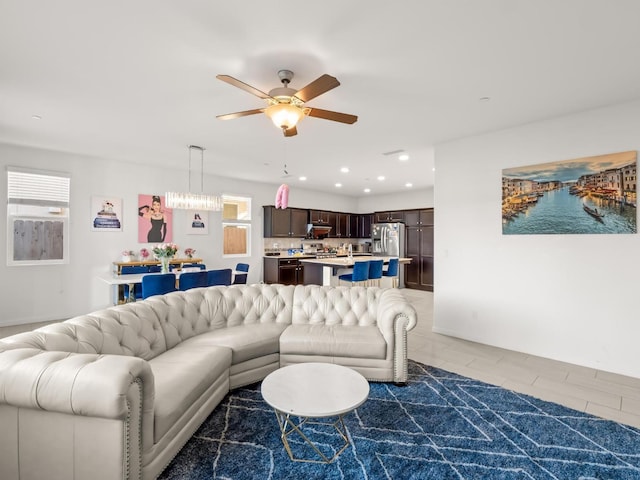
left=264, top=253, right=373, bottom=260
left=300, top=256, right=410, bottom=267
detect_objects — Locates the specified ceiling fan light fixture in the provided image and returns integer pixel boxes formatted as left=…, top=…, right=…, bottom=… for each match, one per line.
left=265, top=103, right=304, bottom=130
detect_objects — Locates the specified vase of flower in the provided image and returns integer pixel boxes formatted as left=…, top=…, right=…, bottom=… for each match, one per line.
left=160, top=257, right=171, bottom=274
left=153, top=243, right=178, bottom=275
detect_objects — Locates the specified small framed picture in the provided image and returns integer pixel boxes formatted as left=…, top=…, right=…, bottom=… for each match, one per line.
left=91, top=196, right=123, bottom=231
left=187, top=210, right=209, bottom=234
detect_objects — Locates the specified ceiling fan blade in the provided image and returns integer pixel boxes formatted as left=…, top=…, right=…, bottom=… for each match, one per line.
left=216, top=75, right=274, bottom=100
left=216, top=108, right=265, bottom=120
left=293, top=74, right=340, bottom=103
left=307, top=108, right=358, bottom=124
left=283, top=126, right=298, bottom=137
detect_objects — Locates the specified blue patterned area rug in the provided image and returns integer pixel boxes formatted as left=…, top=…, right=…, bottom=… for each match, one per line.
left=159, top=360, right=640, bottom=479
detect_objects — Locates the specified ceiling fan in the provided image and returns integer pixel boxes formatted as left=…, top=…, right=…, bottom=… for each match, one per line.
left=216, top=70, right=358, bottom=137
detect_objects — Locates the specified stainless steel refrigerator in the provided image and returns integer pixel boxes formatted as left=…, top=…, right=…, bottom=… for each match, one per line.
left=371, top=223, right=404, bottom=288
left=371, top=222, right=405, bottom=286
left=371, top=222, right=405, bottom=257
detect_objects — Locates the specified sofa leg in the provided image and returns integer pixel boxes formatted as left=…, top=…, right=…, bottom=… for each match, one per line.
left=393, top=381, right=408, bottom=387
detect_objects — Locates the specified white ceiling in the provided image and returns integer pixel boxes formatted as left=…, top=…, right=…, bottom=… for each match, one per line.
left=2, top=1, right=640, bottom=197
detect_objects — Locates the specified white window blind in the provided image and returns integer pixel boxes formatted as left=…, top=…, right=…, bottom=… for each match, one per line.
left=7, top=167, right=70, bottom=207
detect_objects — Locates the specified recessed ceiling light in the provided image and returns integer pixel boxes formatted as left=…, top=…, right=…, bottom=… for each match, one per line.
left=364, top=188, right=371, bottom=193
left=299, top=176, right=307, bottom=181
left=405, top=183, right=413, bottom=188
left=335, top=183, right=342, bottom=188
left=432, top=167, right=436, bottom=172
left=340, top=167, right=349, bottom=173
left=377, top=176, right=385, bottom=181
left=31, top=115, right=42, bottom=120
left=398, top=154, right=409, bottom=161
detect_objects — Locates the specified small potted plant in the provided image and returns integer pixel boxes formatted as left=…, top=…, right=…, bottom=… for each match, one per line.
left=184, top=247, right=196, bottom=259
left=139, top=248, right=150, bottom=262
left=121, top=250, right=135, bottom=262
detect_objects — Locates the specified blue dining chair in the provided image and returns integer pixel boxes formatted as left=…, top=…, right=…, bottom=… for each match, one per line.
left=121, top=265, right=148, bottom=301
left=232, top=263, right=249, bottom=284
left=207, top=268, right=232, bottom=286
left=383, top=257, right=400, bottom=288
left=178, top=271, right=208, bottom=291
left=339, top=261, right=370, bottom=286
left=182, top=263, right=206, bottom=270
left=367, top=259, right=384, bottom=287
left=142, top=273, right=177, bottom=299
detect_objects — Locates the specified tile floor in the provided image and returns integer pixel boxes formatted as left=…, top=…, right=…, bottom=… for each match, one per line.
left=403, top=288, right=640, bottom=429
left=2, top=289, right=639, bottom=429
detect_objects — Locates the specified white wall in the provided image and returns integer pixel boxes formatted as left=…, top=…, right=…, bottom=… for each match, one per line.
left=0, top=143, right=357, bottom=326
left=356, top=187, right=434, bottom=213
left=434, top=99, right=640, bottom=378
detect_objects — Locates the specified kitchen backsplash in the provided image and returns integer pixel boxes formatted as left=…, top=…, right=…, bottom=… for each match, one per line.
left=263, top=238, right=369, bottom=254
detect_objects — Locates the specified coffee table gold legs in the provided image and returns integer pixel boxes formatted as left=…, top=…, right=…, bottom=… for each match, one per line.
left=272, top=410, right=350, bottom=464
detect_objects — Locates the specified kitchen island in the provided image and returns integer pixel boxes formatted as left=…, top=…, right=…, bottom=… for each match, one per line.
left=301, top=256, right=411, bottom=287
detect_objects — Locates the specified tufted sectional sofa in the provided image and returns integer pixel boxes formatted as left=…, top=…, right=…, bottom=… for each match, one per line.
left=0, top=283, right=417, bottom=480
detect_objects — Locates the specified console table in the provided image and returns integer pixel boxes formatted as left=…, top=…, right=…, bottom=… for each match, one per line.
left=112, top=257, right=203, bottom=274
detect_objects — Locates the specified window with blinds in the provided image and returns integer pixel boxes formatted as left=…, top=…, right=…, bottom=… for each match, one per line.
left=6, top=167, right=71, bottom=265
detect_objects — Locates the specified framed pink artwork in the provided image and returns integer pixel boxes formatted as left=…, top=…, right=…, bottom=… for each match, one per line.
left=138, top=194, right=173, bottom=243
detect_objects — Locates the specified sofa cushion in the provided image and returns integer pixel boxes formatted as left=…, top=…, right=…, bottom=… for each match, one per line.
left=147, top=285, right=295, bottom=350
left=149, top=344, right=231, bottom=443
left=0, top=302, right=167, bottom=360
left=279, top=325, right=387, bottom=359
left=179, top=323, right=288, bottom=365
left=292, top=285, right=383, bottom=326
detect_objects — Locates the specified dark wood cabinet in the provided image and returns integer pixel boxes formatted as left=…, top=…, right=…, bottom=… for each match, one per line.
left=309, top=210, right=332, bottom=225
left=359, top=214, right=373, bottom=239
left=332, top=213, right=348, bottom=237
left=347, top=214, right=359, bottom=238
left=375, top=211, right=405, bottom=223
left=263, top=257, right=304, bottom=285
left=404, top=209, right=434, bottom=291
left=264, top=206, right=308, bottom=238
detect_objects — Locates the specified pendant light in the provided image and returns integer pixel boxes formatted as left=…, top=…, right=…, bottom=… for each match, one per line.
left=166, top=145, right=222, bottom=211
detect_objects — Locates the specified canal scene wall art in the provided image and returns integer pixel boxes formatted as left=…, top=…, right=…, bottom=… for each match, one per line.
left=502, top=151, right=637, bottom=235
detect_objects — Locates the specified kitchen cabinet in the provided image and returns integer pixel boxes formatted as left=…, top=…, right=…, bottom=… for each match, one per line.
left=263, top=206, right=308, bottom=237
left=375, top=211, right=405, bottom=223
left=331, top=213, right=348, bottom=237
left=309, top=210, right=333, bottom=225
left=359, top=214, right=373, bottom=238
left=404, top=209, right=434, bottom=291
left=347, top=214, right=359, bottom=238
left=263, top=257, right=304, bottom=285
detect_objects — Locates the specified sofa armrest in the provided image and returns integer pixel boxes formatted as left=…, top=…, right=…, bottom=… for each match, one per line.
left=377, top=289, right=418, bottom=333
left=377, top=290, right=418, bottom=383
left=0, top=348, right=154, bottom=420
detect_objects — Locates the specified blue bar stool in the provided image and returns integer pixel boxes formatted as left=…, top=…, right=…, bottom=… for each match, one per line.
left=142, top=273, right=177, bottom=299
left=383, top=257, right=400, bottom=288
left=367, top=259, right=384, bottom=287
left=339, top=260, right=370, bottom=286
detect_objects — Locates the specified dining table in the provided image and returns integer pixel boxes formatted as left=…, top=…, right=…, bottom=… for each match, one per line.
left=98, top=269, right=241, bottom=305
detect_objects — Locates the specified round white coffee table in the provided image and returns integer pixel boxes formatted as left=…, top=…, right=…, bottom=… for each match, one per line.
left=261, top=362, right=370, bottom=464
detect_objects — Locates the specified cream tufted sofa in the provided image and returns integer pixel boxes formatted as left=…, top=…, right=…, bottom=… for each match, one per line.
left=0, top=284, right=417, bottom=480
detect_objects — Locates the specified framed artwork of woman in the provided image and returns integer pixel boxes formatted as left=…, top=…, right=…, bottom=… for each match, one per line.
left=138, top=194, right=173, bottom=243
